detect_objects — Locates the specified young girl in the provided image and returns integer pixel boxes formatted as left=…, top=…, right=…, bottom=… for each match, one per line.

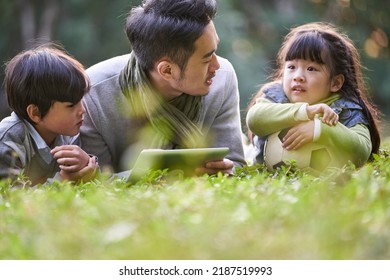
left=246, top=22, right=381, bottom=169
left=0, top=44, right=99, bottom=185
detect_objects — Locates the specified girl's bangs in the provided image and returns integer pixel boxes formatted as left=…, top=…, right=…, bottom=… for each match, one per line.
left=285, top=32, right=326, bottom=64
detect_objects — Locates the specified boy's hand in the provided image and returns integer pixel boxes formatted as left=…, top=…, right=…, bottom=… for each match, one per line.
left=60, top=156, right=99, bottom=182
left=51, top=145, right=90, bottom=172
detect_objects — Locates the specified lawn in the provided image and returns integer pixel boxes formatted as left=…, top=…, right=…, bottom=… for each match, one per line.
left=1, top=141, right=390, bottom=260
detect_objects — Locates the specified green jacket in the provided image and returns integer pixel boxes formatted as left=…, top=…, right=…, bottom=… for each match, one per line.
left=246, top=84, right=372, bottom=168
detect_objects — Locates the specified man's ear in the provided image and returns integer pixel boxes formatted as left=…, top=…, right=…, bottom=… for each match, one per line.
left=156, top=60, right=177, bottom=80
left=26, top=104, right=42, bottom=123
left=330, top=74, right=345, bottom=92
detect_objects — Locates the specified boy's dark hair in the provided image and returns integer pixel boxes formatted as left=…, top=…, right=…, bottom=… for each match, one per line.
left=125, top=0, right=217, bottom=72
left=4, top=44, right=90, bottom=124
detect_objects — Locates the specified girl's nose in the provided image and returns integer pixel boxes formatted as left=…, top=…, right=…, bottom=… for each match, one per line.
left=293, top=72, right=305, bottom=82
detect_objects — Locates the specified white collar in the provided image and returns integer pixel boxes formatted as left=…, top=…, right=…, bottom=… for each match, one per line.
left=25, top=121, right=57, bottom=164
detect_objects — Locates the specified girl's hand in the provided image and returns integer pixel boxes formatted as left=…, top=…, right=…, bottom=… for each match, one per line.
left=307, top=103, right=338, bottom=126
left=51, top=145, right=90, bottom=172
left=282, top=121, right=315, bottom=150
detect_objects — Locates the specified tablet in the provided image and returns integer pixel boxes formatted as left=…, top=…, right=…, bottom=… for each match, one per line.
left=127, top=147, right=230, bottom=183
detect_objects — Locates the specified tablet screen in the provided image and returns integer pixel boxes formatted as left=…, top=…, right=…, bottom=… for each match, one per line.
left=128, top=147, right=229, bottom=182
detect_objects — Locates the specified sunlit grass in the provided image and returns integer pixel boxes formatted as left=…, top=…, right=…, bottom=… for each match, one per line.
left=1, top=142, right=390, bottom=259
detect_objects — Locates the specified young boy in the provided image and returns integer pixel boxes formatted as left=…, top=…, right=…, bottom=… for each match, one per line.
left=0, top=44, right=98, bottom=186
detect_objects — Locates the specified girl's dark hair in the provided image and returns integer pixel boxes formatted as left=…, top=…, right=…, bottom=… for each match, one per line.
left=251, top=22, right=381, bottom=156
left=4, top=43, right=90, bottom=123
left=124, top=0, right=217, bottom=71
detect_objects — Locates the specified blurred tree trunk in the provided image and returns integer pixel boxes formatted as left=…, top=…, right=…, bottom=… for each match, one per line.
left=18, top=0, right=60, bottom=48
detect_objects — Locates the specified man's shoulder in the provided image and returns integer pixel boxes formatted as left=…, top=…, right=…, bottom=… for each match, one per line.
left=211, top=56, right=237, bottom=89
left=205, top=56, right=238, bottom=103
left=216, top=56, right=234, bottom=72
left=86, top=54, right=131, bottom=86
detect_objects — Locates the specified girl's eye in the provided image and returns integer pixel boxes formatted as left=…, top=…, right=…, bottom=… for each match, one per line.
left=287, top=64, right=295, bottom=69
left=307, top=66, right=316, bottom=71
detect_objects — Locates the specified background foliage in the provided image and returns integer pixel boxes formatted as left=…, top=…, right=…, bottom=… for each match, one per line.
left=1, top=0, right=389, bottom=134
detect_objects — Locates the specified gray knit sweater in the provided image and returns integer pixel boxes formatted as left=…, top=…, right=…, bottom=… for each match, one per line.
left=80, top=54, right=245, bottom=172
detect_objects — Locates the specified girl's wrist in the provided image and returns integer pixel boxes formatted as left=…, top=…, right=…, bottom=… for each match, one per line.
left=295, top=103, right=310, bottom=120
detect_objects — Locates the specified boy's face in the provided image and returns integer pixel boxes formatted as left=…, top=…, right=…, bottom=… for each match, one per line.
left=282, top=58, right=336, bottom=104
left=36, top=100, right=85, bottom=145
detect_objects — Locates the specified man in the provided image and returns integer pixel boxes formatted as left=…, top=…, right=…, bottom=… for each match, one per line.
left=80, top=0, right=245, bottom=176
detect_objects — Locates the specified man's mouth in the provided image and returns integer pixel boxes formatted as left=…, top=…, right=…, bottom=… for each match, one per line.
left=206, top=72, right=216, bottom=86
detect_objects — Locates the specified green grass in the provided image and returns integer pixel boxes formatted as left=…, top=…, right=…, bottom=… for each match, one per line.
left=1, top=142, right=390, bottom=260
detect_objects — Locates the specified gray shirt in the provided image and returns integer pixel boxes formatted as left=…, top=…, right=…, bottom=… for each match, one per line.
left=0, top=112, right=74, bottom=185
left=80, top=54, right=245, bottom=172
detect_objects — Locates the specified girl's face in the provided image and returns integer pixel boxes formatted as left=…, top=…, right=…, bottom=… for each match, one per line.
left=282, top=58, right=341, bottom=104
left=35, top=100, right=85, bottom=146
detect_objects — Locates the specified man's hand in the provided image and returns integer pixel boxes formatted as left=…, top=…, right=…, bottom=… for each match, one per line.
left=195, top=158, right=234, bottom=176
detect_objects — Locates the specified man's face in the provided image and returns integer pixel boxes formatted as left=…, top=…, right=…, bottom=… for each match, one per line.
left=171, top=21, right=221, bottom=97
